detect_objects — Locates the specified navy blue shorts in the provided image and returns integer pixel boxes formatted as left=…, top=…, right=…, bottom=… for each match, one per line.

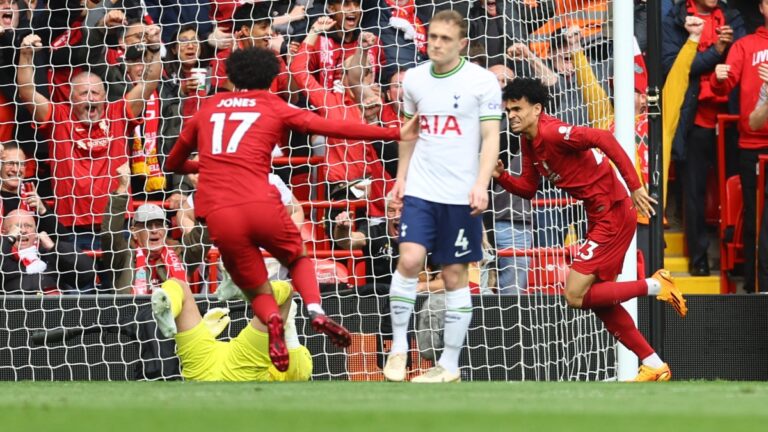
left=399, top=196, right=483, bottom=265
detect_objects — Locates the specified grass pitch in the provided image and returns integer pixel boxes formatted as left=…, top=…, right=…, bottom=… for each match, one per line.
left=1, top=381, right=766, bottom=432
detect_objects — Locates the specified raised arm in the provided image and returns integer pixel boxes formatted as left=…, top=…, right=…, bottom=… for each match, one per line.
left=16, top=34, right=51, bottom=123
left=345, top=31, right=376, bottom=90
left=289, top=17, right=337, bottom=111
left=125, top=24, right=163, bottom=117
left=507, top=43, right=558, bottom=87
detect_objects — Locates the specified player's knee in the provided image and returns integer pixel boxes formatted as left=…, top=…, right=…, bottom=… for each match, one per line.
left=564, top=290, right=584, bottom=309
left=396, top=255, right=423, bottom=277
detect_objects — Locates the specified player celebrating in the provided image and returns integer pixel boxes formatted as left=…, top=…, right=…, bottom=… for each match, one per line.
left=383, top=10, right=501, bottom=383
left=151, top=278, right=312, bottom=382
left=165, top=47, right=418, bottom=372
left=495, top=78, right=687, bottom=381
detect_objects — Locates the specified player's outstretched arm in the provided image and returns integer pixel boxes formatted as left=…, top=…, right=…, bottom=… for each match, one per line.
left=165, top=116, right=201, bottom=174
left=285, top=105, right=418, bottom=143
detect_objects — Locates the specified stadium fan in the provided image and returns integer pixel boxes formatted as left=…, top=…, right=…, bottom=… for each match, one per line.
left=371, top=0, right=426, bottom=68
left=207, top=2, right=291, bottom=95
left=291, top=20, right=394, bottom=227
left=164, top=46, right=418, bottom=371
left=101, top=163, right=204, bottom=294
left=0, top=0, right=83, bottom=146
left=16, top=28, right=162, bottom=251
left=468, top=0, right=508, bottom=67
left=383, top=10, right=501, bottom=383
left=662, top=0, right=745, bottom=278
left=494, top=77, right=687, bottom=382
left=0, top=209, right=96, bottom=294
left=711, top=0, right=768, bottom=292
left=305, top=0, right=385, bottom=91
left=0, top=143, right=52, bottom=219
left=151, top=277, right=312, bottom=382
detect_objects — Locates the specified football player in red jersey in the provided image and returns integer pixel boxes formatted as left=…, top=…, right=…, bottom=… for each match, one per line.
left=165, top=47, right=418, bottom=372
left=494, top=78, right=687, bottom=382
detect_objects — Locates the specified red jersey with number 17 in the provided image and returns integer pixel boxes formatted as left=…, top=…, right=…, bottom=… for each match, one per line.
left=166, top=90, right=401, bottom=219
left=497, top=113, right=641, bottom=221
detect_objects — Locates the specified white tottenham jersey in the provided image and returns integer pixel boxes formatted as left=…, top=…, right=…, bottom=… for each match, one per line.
left=402, top=58, right=502, bottom=204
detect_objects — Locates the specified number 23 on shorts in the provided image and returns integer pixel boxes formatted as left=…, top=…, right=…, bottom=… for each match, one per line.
left=576, top=240, right=598, bottom=261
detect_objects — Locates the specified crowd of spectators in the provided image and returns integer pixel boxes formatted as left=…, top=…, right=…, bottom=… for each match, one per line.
left=0, top=0, right=767, bottom=295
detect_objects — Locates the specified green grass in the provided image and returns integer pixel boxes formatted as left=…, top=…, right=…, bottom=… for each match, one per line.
left=1, top=381, right=767, bottom=432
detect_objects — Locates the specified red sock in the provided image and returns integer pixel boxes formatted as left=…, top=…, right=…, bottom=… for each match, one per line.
left=289, top=256, right=322, bottom=306
left=581, top=280, right=648, bottom=309
left=250, top=293, right=280, bottom=325
left=594, top=305, right=654, bottom=359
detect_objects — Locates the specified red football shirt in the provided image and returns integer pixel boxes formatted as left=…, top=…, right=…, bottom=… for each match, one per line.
left=166, top=90, right=401, bottom=219
left=497, top=113, right=641, bottom=221
left=37, top=100, right=140, bottom=227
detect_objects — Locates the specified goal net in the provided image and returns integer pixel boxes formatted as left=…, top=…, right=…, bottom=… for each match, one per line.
left=0, top=0, right=622, bottom=381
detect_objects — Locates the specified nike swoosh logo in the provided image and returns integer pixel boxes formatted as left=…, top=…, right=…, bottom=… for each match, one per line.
left=454, top=250, right=472, bottom=258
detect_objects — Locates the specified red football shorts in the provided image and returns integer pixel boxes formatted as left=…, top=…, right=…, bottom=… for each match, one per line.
left=205, top=200, right=304, bottom=289
left=571, top=197, right=637, bottom=282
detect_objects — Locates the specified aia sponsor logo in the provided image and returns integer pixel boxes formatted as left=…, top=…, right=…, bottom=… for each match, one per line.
left=420, top=115, right=462, bottom=136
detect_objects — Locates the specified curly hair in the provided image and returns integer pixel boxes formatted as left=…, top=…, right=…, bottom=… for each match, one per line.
left=233, top=2, right=271, bottom=31
left=502, top=77, right=550, bottom=110
left=225, top=47, right=280, bottom=90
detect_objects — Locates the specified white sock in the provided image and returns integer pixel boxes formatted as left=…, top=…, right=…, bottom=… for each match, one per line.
left=438, top=287, right=472, bottom=375
left=285, top=301, right=301, bottom=349
left=646, top=278, right=661, bottom=296
left=641, top=353, right=665, bottom=369
left=306, top=303, right=325, bottom=315
left=389, top=270, right=418, bottom=354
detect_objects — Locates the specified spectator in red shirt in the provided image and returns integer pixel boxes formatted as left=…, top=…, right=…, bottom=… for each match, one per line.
left=16, top=29, right=162, bottom=250
left=711, top=0, right=768, bottom=292
left=291, top=17, right=393, bottom=222
left=208, top=3, right=291, bottom=96
left=306, top=0, right=385, bottom=91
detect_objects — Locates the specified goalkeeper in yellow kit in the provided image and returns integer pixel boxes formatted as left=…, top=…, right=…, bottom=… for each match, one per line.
left=150, top=273, right=312, bottom=382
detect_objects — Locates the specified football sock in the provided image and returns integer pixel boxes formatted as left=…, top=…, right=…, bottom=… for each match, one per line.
left=642, top=353, right=665, bottom=369
left=593, top=305, right=654, bottom=360
left=646, top=278, right=661, bottom=295
left=306, top=303, right=325, bottom=316
left=250, top=293, right=281, bottom=326
left=438, top=287, right=472, bottom=375
left=288, top=256, right=323, bottom=307
left=389, top=270, right=418, bottom=354
left=581, top=280, right=649, bottom=309
left=285, top=300, right=301, bottom=349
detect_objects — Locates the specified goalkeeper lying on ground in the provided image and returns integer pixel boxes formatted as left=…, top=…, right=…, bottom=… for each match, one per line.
left=150, top=274, right=312, bottom=382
